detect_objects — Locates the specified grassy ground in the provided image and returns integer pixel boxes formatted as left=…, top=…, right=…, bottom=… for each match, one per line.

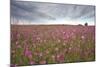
left=11, top=25, right=95, bottom=66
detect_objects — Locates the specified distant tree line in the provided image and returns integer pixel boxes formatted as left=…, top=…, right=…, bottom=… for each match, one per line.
left=78, top=22, right=88, bottom=26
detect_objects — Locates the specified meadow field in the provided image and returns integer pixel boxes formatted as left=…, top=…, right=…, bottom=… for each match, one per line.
left=11, top=25, right=95, bottom=66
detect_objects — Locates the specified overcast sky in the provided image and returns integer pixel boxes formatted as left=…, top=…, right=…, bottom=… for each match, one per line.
left=11, top=1, right=95, bottom=25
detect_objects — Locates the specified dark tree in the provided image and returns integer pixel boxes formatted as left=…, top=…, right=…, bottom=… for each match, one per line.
left=85, top=22, right=88, bottom=26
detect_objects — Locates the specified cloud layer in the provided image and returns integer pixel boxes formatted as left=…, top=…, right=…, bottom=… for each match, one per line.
left=11, top=1, right=95, bottom=25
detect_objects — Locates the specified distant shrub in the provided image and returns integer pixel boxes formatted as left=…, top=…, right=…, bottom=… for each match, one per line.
left=78, top=24, right=83, bottom=26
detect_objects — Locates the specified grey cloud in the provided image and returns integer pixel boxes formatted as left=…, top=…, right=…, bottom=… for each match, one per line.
left=11, top=1, right=56, bottom=23
left=11, top=1, right=95, bottom=24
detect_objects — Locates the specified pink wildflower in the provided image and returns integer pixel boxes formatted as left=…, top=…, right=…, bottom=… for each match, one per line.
left=56, top=54, right=64, bottom=63
left=29, top=61, right=35, bottom=65
left=39, top=60, right=46, bottom=64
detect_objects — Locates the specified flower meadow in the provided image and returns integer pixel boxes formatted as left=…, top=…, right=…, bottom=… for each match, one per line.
left=11, top=25, right=95, bottom=66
